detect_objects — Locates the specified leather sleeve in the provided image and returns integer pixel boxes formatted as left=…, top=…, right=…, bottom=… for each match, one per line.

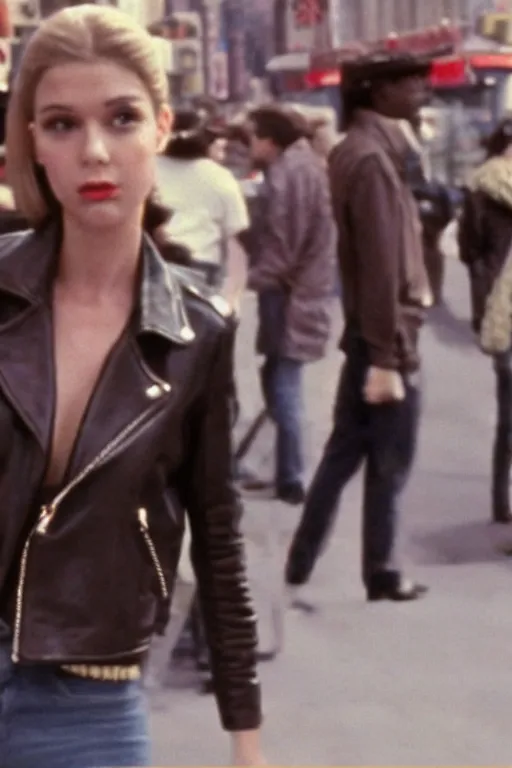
left=177, top=321, right=262, bottom=732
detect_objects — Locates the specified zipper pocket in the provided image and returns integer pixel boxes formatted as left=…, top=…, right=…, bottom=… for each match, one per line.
left=48, top=406, right=168, bottom=519
left=138, top=507, right=169, bottom=600
left=12, top=380, right=172, bottom=663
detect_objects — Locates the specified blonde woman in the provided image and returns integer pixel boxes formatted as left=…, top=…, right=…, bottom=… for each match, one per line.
left=0, top=5, right=262, bottom=767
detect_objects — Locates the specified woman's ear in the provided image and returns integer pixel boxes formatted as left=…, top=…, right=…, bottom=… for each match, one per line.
left=156, top=105, right=173, bottom=153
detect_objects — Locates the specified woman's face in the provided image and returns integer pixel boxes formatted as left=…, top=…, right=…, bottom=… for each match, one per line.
left=31, top=59, right=171, bottom=230
left=208, top=137, right=227, bottom=165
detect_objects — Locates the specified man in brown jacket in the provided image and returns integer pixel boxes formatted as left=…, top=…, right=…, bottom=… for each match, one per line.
left=286, top=53, right=432, bottom=601
left=245, top=105, right=336, bottom=505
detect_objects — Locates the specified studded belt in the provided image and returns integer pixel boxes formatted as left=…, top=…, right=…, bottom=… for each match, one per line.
left=61, top=664, right=141, bottom=682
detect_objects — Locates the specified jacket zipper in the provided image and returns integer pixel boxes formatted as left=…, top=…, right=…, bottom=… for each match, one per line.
left=138, top=507, right=169, bottom=600
left=11, top=379, right=172, bottom=663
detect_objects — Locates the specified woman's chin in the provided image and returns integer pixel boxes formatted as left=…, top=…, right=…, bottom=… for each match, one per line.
left=69, top=202, right=133, bottom=231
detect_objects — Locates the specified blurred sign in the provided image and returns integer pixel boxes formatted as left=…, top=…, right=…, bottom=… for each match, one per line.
left=210, top=50, right=228, bottom=99
left=286, top=0, right=329, bottom=50
left=7, top=0, right=36, bottom=29
left=152, top=36, right=174, bottom=74
left=176, top=45, right=198, bottom=72
left=292, top=0, right=326, bottom=28
left=0, top=38, right=10, bottom=91
left=149, top=11, right=202, bottom=40
left=328, top=0, right=340, bottom=49
left=149, top=10, right=203, bottom=92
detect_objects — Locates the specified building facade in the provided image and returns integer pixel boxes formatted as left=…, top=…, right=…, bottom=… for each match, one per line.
left=275, top=0, right=499, bottom=52
left=342, top=0, right=482, bottom=41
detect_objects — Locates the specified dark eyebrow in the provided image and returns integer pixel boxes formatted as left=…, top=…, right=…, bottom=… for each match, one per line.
left=38, top=95, right=145, bottom=115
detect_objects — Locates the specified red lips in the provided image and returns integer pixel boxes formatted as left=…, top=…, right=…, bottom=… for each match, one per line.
left=79, top=182, right=119, bottom=202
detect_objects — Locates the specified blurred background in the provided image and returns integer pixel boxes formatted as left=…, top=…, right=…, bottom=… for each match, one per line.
left=2, top=1, right=512, bottom=187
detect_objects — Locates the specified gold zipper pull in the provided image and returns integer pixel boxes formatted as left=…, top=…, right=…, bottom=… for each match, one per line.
left=37, top=504, right=56, bottom=535
left=138, top=507, right=148, bottom=530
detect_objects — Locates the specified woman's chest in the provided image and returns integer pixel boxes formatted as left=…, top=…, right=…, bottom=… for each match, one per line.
left=48, top=302, right=132, bottom=486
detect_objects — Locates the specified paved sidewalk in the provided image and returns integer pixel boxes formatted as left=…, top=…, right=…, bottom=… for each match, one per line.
left=150, top=258, right=512, bottom=766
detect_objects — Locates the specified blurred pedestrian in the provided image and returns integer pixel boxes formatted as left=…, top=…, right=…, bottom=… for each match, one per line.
left=243, top=104, right=336, bottom=505
left=285, top=53, right=432, bottom=602
left=404, top=115, right=455, bottom=305
left=460, top=117, right=512, bottom=523
left=156, top=109, right=249, bottom=316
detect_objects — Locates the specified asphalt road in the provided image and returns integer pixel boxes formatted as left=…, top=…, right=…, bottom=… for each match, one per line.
left=149, top=251, right=512, bottom=766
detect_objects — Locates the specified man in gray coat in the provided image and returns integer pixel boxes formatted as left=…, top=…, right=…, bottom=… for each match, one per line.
left=244, top=105, right=336, bottom=505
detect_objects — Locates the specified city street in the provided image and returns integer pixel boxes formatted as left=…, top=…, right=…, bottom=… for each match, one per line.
left=150, top=251, right=512, bottom=766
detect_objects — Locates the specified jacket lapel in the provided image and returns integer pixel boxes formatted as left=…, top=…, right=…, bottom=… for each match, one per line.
left=0, top=301, right=54, bottom=453
left=63, top=332, right=174, bottom=480
left=0, top=226, right=195, bottom=476
left=0, top=228, right=57, bottom=453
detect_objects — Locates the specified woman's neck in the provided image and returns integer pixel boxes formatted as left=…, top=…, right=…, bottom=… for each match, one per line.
left=57, top=215, right=143, bottom=303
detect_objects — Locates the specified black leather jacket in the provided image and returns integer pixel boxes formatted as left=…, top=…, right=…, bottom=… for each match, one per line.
left=0, top=224, right=261, bottom=732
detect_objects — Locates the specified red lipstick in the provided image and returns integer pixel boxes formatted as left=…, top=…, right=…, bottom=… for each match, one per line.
left=79, top=182, right=119, bottom=202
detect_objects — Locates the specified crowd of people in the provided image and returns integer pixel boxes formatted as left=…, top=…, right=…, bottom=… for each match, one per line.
left=1, top=3, right=512, bottom=767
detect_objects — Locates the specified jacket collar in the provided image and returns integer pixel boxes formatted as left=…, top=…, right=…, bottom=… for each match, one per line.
left=0, top=221, right=195, bottom=346
left=272, top=137, right=312, bottom=170
left=469, top=156, right=512, bottom=212
left=352, top=109, right=412, bottom=174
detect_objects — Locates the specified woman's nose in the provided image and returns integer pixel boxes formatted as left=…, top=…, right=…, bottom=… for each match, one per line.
left=81, top=124, right=110, bottom=165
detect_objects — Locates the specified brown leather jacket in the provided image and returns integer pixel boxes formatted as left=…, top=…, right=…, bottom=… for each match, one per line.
left=329, top=110, right=431, bottom=371
left=0, top=224, right=261, bottom=732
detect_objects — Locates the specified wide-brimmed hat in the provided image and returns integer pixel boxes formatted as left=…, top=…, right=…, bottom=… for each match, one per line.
left=342, top=51, right=432, bottom=90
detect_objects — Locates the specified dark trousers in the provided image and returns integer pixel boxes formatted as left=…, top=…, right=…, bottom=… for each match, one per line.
left=286, top=343, right=420, bottom=587
left=492, top=353, right=512, bottom=517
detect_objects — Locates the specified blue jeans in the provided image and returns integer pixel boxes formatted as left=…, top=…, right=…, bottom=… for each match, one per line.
left=0, top=626, right=150, bottom=768
left=261, top=356, right=304, bottom=488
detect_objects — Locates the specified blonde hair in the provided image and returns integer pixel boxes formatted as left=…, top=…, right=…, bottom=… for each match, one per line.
left=6, top=3, right=169, bottom=225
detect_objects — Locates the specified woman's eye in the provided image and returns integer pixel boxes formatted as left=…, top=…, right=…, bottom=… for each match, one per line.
left=112, top=110, right=139, bottom=129
left=42, top=116, right=76, bottom=133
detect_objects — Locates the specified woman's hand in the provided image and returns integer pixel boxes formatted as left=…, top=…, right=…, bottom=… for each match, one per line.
left=231, top=730, right=266, bottom=765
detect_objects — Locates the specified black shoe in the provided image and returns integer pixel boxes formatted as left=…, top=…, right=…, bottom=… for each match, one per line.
left=277, top=482, right=306, bottom=506
left=367, top=571, right=428, bottom=602
left=238, top=473, right=275, bottom=493
left=493, top=507, right=512, bottom=524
